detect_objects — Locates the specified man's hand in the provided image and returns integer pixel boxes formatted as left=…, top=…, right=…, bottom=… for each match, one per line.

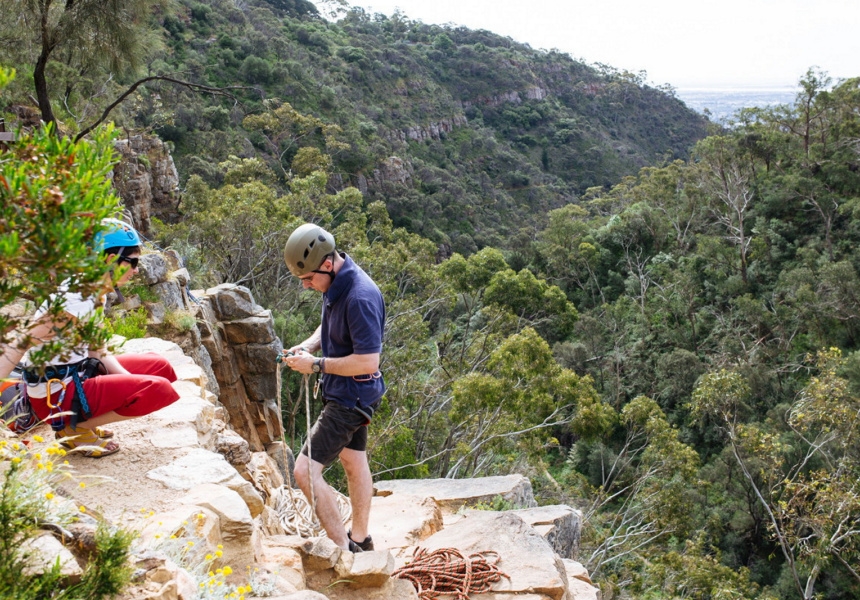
left=282, top=349, right=315, bottom=374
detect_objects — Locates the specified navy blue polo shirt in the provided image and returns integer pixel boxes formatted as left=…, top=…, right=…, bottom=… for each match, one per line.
left=320, top=253, right=386, bottom=409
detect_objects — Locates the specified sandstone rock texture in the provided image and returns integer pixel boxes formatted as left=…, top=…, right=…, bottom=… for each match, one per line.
left=113, top=134, right=180, bottom=236
left=193, top=283, right=283, bottom=452
left=374, top=474, right=538, bottom=514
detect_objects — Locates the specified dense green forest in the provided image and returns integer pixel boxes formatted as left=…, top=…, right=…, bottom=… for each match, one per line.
left=3, top=1, right=860, bottom=599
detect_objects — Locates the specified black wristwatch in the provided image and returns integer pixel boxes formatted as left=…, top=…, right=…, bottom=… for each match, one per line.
left=312, top=358, right=322, bottom=373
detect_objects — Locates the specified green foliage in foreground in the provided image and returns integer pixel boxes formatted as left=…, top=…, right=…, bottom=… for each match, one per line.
left=0, top=87, right=123, bottom=368
left=0, top=436, right=134, bottom=600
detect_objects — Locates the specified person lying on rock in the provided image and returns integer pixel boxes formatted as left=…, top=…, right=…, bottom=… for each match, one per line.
left=281, top=223, right=385, bottom=553
left=0, top=218, right=180, bottom=457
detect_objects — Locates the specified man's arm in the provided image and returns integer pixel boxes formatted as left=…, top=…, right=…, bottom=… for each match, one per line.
left=285, top=350, right=379, bottom=376
left=286, top=326, right=322, bottom=355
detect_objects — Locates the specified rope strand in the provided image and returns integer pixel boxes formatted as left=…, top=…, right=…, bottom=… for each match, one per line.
left=274, top=364, right=350, bottom=536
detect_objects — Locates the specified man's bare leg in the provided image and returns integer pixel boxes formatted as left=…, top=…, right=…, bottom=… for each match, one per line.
left=294, top=453, right=350, bottom=549
left=340, top=448, right=372, bottom=543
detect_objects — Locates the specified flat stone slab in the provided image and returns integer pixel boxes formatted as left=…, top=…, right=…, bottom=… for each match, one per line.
left=415, top=511, right=568, bottom=600
left=374, top=475, right=536, bottom=514
left=147, top=448, right=248, bottom=490
left=368, top=493, right=442, bottom=550
left=118, top=337, right=183, bottom=355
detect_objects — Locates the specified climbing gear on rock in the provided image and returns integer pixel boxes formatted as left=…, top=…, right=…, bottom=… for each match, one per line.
left=55, top=426, right=120, bottom=458
left=284, top=223, right=335, bottom=277
left=392, top=547, right=510, bottom=600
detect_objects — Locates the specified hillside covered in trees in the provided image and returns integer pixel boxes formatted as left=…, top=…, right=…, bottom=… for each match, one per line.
left=2, top=0, right=706, bottom=253
left=3, top=1, right=860, bottom=599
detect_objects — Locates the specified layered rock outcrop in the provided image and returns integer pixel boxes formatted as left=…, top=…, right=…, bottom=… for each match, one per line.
left=112, top=134, right=180, bottom=235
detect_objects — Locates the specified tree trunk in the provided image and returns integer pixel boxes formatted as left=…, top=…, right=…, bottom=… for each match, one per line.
left=34, top=48, right=56, bottom=128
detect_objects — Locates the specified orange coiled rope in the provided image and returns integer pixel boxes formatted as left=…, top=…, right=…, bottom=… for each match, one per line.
left=392, top=547, right=510, bottom=600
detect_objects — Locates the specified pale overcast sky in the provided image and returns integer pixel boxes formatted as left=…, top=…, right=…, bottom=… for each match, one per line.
left=328, top=0, right=860, bottom=89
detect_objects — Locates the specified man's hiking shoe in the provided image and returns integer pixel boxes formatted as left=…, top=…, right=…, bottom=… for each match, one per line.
left=348, top=529, right=374, bottom=552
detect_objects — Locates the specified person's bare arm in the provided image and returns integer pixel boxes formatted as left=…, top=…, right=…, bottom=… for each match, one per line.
left=0, top=317, right=59, bottom=379
left=284, top=351, right=379, bottom=376
left=285, top=326, right=322, bottom=355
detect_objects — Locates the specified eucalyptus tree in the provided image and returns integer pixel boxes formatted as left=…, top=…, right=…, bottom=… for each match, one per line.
left=3, top=0, right=169, bottom=128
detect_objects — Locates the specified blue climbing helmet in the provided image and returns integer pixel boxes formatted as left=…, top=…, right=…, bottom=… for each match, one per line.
left=94, top=218, right=141, bottom=252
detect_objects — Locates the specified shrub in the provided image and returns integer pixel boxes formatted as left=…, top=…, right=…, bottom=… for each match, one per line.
left=0, top=430, right=134, bottom=599
left=107, top=307, right=149, bottom=339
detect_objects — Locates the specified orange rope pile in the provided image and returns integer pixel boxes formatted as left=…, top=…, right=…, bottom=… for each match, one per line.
left=392, top=547, right=510, bottom=600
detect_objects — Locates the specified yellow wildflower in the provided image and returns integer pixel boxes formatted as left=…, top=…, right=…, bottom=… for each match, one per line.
left=32, top=435, right=44, bottom=442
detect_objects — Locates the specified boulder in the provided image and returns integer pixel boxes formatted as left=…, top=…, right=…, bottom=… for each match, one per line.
left=218, top=381, right=265, bottom=451
left=334, top=550, right=395, bottom=589
left=322, top=578, right=419, bottom=600
left=374, top=475, right=537, bottom=514
left=120, top=337, right=183, bottom=355
left=173, top=268, right=190, bottom=287
left=510, top=504, right=582, bottom=559
left=247, top=451, right=285, bottom=499
left=178, top=483, right=254, bottom=542
left=222, top=311, right=276, bottom=344
left=137, top=506, right=223, bottom=563
left=152, top=280, right=185, bottom=310
left=416, top=511, right=568, bottom=600
left=138, top=253, right=169, bottom=285
left=210, top=341, right=241, bottom=385
left=243, top=373, right=280, bottom=405
left=561, top=559, right=592, bottom=585
left=215, top=429, right=252, bottom=467
left=173, top=362, right=206, bottom=389
left=562, top=559, right=600, bottom=600
left=21, top=532, right=83, bottom=583
left=300, top=537, right=342, bottom=572
left=206, top=284, right=265, bottom=321
left=266, top=441, right=294, bottom=485
left=147, top=448, right=251, bottom=492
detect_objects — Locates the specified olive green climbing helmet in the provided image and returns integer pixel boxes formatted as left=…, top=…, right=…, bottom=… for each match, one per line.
left=284, top=223, right=336, bottom=277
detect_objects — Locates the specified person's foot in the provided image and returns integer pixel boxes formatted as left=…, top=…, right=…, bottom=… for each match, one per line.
left=55, top=426, right=120, bottom=458
left=348, top=529, right=374, bottom=551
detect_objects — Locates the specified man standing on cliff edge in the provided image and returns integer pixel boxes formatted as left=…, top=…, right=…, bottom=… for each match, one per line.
left=281, top=223, right=385, bottom=553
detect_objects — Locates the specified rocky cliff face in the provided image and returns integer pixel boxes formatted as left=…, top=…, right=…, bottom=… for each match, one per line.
left=112, top=134, right=180, bottom=235
left=23, top=264, right=599, bottom=599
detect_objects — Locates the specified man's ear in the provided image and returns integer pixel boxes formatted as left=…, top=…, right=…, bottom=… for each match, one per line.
left=104, top=253, right=117, bottom=265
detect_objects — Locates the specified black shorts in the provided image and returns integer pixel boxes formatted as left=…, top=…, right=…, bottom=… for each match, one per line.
left=301, top=400, right=372, bottom=467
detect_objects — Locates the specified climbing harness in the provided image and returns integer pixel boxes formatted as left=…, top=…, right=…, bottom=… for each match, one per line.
left=273, top=357, right=351, bottom=537
left=21, top=358, right=106, bottom=431
left=392, top=547, right=510, bottom=600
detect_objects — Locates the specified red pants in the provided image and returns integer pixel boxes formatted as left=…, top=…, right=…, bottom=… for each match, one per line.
left=31, top=354, right=180, bottom=425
